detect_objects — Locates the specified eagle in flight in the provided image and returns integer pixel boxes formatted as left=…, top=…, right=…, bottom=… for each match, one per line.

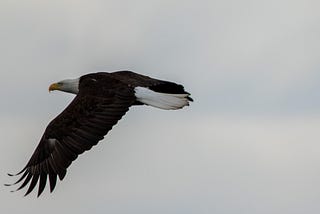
left=6, top=71, right=193, bottom=197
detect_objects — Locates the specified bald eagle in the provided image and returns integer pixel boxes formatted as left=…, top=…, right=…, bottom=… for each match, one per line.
left=6, top=71, right=193, bottom=197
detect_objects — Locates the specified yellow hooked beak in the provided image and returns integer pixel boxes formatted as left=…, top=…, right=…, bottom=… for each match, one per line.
left=48, top=83, right=60, bottom=92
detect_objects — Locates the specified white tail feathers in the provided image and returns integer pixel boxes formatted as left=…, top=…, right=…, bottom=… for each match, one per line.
left=134, top=87, right=190, bottom=110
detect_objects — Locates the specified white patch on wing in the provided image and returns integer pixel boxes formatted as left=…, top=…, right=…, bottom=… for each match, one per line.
left=48, top=138, right=57, bottom=149
left=134, top=86, right=190, bottom=110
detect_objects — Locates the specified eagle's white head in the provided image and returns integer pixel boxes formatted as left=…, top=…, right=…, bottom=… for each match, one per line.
left=49, top=78, right=80, bottom=94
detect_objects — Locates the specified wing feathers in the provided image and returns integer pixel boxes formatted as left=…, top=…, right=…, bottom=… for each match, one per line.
left=24, top=173, right=39, bottom=196
left=7, top=83, right=135, bottom=196
left=16, top=172, right=33, bottom=191
left=58, top=169, right=66, bottom=181
left=49, top=173, right=57, bottom=192
left=38, top=173, right=47, bottom=197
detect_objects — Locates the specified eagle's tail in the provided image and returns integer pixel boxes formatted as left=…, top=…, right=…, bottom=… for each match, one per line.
left=134, top=86, right=193, bottom=110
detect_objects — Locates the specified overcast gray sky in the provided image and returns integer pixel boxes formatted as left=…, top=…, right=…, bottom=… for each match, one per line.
left=1, top=0, right=320, bottom=214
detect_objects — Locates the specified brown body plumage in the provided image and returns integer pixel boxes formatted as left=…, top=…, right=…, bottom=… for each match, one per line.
left=6, top=71, right=193, bottom=196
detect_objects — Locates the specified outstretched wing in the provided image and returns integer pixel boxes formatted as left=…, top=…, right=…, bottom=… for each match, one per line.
left=7, top=78, right=136, bottom=196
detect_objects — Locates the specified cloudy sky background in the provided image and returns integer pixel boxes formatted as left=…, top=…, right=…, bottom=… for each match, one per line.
left=1, top=0, right=320, bottom=213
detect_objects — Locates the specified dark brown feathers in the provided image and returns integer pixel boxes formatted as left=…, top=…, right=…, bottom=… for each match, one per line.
left=7, top=71, right=192, bottom=196
left=7, top=74, right=136, bottom=196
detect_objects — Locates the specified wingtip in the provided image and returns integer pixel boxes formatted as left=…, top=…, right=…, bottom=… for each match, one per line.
left=37, top=190, right=45, bottom=198
left=7, top=167, right=27, bottom=177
